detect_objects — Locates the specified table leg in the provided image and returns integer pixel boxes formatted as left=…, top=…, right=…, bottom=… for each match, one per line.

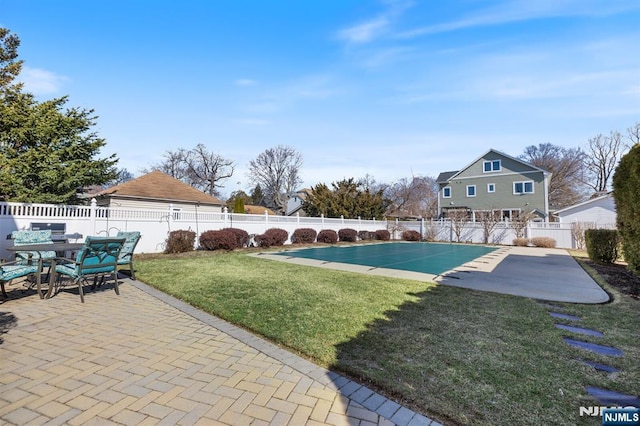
left=36, top=258, right=43, bottom=299
left=46, top=258, right=56, bottom=299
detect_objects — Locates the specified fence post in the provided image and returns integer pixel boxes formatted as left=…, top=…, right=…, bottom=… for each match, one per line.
left=341, top=215, right=344, bottom=225
left=420, top=217, right=424, bottom=239
left=90, top=198, right=97, bottom=235
left=264, top=209, right=269, bottom=232
left=296, top=212, right=300, bottom=226
left=321, top=214, right=325, bottom=226
left=223, top=207, right=228, bottom=228
left=168, top=203, right=174, bottom=232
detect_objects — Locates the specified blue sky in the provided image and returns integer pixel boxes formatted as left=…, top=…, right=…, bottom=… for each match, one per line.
left=3, top=0, right=640, bottom=198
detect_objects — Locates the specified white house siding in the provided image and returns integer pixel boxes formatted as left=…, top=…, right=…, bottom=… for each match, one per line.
left=97, top=198, right=223, bottom=213
left=555, top=195, right=616, bottom=228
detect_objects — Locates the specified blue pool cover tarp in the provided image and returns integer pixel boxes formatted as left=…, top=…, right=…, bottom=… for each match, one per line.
left=274, top=242, right=497, bottom=275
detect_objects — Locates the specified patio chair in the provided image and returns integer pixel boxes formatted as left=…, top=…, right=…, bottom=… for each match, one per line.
left=1, top=259, right=40, bottom=299
left=115, top=231, right=141, bottom=279
left=11, top=229, right=56, bottom=265
left=55, top=237, right=125, bottom=303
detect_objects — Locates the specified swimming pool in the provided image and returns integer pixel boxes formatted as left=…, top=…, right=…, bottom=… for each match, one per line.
left=272, top=242, right=497, bottom=275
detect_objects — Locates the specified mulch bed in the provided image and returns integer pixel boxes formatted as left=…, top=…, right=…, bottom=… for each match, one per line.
left=582, top=259, right=640, bottom=299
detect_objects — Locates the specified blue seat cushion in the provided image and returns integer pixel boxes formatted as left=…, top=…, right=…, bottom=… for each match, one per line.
left=0, top=264, right=38, bottom=282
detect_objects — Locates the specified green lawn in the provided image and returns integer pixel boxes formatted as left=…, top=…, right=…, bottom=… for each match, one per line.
left=135, top=249, right=639, bottom=426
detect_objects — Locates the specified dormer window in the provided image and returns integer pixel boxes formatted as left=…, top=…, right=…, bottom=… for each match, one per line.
left=483, top=160, right=501, bottom=172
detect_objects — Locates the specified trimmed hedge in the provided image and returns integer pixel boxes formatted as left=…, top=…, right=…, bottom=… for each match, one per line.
left=338, top=228, right=358, bottom=242
left=613, top=143, right=640, bottom=274
left=358, top=230, right=375, bottom=241
left=255, top=228, right=289, bottom=248
left=585, top=229, right=619, bottom=264
left=375, top=229, right=391, bottom=241
left=317, top=229, right=338, bottom=244
left=225, top=227, right=250, bottom=248
left=200, top=229, right=237, bottom=250
left=292, top=228, right=317, bottom=244
left=165, top=230, right=195, bottom=253
left=513, top=238, right=530, bottom=247
left=530, top=237, right=556, bottom=248
left=402, top=230, right=421, bottom=241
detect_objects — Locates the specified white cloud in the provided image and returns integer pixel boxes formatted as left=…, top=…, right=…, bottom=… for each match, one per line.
left=235, top=78, right=257, bottom=86
left=337, top=17, right=390, bottom=44
left=18, top=67, right=68, bottom=95
left=241, top=74, right=343, bottom=116
left=336, top=0, right=413, bottom=45
left=233, top=118, right=271, bottom=126
left=397, top=0, right=640, bottom=39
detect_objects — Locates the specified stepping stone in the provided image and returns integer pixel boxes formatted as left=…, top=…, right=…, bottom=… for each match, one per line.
left=555, top=324, right=604, bottom=337
left=548, top=312, right=581, bottom=321
left=539, top=303, right=565, bottom=311
left=586, top=386, right=640, bottom=406
left=563, top=338, right=623, bottom=357
left=580, top=360, right=619, bottom=373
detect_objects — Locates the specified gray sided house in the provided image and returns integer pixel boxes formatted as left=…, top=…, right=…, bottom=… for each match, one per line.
left=437, top=149, right=551, bottom=221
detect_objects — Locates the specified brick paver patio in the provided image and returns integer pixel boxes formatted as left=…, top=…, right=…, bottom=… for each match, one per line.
left=0, top=278, right=440, bottom=425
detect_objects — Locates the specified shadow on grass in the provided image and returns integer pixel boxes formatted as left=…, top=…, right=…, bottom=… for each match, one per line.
left=330, top=284, right=594, bottom=426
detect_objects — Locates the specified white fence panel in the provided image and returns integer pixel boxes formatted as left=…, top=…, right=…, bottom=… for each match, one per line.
left=528, top=223, right=574, bottom=249
left=1, top=200, right=609, bottom=258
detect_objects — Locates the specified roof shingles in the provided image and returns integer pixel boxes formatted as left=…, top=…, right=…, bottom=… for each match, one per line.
left=97, top=171, right=224, bottom=205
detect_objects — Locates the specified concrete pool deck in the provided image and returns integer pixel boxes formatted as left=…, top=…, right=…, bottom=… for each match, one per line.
left=256, top=245, right=610, bottom=304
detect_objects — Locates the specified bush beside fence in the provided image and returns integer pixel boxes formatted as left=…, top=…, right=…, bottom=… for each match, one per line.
left=0, top=200, right=616, bottom=255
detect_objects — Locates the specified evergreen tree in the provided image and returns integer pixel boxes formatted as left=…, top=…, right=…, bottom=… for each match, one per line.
left=612, top=143, right=640, bottom=275
left=302, top=178, right=388, bottom=219
left=0, top=28, right=117, bottom=203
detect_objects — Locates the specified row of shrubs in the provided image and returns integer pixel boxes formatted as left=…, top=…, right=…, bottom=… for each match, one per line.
left=165, top=228, right=393, bottom=253
left=512, top=237, right=557, bottom=248
left=169, top=229, right=618, bottom=263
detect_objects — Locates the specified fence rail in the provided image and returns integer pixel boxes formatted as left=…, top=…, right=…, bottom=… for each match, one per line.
left=0, top=200, right=615, bottom=258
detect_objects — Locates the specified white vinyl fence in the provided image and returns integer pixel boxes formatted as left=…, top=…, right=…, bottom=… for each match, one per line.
left=0, top=199, right=616, bottom=260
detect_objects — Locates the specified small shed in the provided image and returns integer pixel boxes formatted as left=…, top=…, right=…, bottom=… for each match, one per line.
left=95, top=171, right=225, bottom=213
left=554, top=192, right=616, bottom=228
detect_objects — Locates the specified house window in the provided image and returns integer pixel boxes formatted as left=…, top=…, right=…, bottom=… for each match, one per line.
left=483, top=160, right=501, bottom=172
left=513, top=181, right=534, bottom=194
left=466, top=185, right=476, bottom=197
left=172, top=208, right=182, bottom=220
left=443, top=187, right=451, bottom=198
left=487, top=183, right=495, bottom=193
left=502, top=209, right=521, bottom=220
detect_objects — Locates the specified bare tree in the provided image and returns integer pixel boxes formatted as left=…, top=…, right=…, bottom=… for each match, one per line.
left=183, top=144, right=234, bottom=197
left=571, top=221, right=596, bottom=251
left=520, top=143, right=587, bottom=209
left=148, top=144, right=234, bottom=196
left=385, top=175, right=438, bottom=219
left=447, top=209, right=470, bottom=243
left=148, top=149, right=189, bottom=180
left=509, top=211, right=536, bottom=239
left=627, top=121, right=640, bottom=148
left=584, top=132, right=624, bottom=193
left=476, top=210, right=502, bottom=244
left=247, top=145, right=303, bottom=214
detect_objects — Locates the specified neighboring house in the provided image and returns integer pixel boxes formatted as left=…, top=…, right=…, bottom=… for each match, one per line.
left=95, top=171, right=225, bottom=215
left=436, top=149, right=551, bottom=221
left=554, top=192, right=616, bottom=228
left=244, top=205, right=276, bottom=215
left=286, top=188, right=312, bottom=216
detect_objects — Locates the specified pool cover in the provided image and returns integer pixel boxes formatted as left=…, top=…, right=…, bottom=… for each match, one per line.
left=274, top=242, right=497, bottom=276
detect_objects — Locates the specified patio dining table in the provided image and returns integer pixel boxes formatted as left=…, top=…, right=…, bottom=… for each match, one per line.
left=6, top=242, right=85, bottom=299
